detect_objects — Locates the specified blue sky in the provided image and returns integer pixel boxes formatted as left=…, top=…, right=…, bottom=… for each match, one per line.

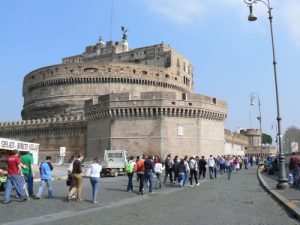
left=0, top=0, right=299, bottom=142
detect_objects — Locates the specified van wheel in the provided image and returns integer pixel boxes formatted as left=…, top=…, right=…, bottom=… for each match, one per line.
left=111, top=170, right=118, bottom=177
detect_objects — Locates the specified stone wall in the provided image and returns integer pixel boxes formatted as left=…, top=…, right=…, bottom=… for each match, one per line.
left=22, top=62, right=193, bottom=119
left=85, top=91, right=227, bottom=159
left=0, top=115, right=87, bottom=161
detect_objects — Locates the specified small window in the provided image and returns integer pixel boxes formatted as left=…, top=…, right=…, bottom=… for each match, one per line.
left=171, top=102, right=176, bottom=105
left=212, top=98, right=217, bottom=104
left=133, top=69, right=136, bottom=74
left=165, top=74, right=170, bottom=78
left=142, top=71, right=147, bottom=75
left=175, top=77, right=178, bottom=81
left=156, top=73, right=159, bottom=76
left=108, top=68, right=111, bottom=72
left=188, top=103, right=193, bottom=106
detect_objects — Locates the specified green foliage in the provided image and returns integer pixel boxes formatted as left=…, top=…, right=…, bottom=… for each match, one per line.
left=262, top=133, right=272, bottom=145
left=283, top=126, right=300, bottom=153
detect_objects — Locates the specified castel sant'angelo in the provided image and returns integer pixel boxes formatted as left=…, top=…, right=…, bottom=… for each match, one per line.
left=0, top=30, right=230, bottom=160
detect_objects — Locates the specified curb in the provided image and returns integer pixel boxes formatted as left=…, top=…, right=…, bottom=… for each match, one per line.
left=257, top=167, right=300, bottom=221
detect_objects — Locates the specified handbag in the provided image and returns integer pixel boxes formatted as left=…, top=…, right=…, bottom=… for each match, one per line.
left=66, top=174, right=72, bottom=186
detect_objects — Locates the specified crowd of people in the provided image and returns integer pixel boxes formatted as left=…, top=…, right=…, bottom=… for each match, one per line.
left=1, top=150, right=257, bottom=204
left=124, top=154, right=256, bottom=195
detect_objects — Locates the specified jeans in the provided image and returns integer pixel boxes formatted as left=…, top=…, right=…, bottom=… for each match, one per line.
left=209, top=167, right=214, bottom=178
left=164, top=168, right=173, bottom=183
left=144, top=172, right=153, bottom=193
left=36, top=179, right=53, bottom=198
left=90, top=177, right=100, bottom=202
left=190, top=170, right=198, bottom=185
left=127, top=173, right=134, bottom=191
left=155, top=173, right=162, bottom=188
left=178, top=172, right=186, bottom=187
left=199, top=167, right=206, bottom=179
left=24, top=174, right=34, bottom=196
left=4, top=174, right=25, bottom=202
left=226, top=166, right=232, bottom=180
left=137, top=173, right=144, bottom=193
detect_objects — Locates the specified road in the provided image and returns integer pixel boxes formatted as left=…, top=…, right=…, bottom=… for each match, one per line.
left=0, top=167, right=298, bottom=225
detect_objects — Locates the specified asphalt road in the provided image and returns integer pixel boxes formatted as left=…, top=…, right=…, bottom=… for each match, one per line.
left=0, top=167, right=299, bottom=225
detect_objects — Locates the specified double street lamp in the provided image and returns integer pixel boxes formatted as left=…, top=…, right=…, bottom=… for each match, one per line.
left=243, top=0, right=288, bottom=189
left=249, top=92, right=263, bottom=161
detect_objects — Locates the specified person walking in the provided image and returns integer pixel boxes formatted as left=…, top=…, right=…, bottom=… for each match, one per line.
left=3, top=150, right=27, bottom=204
left=36, top=156, right=53, bottom=199
left=125, top=156, right=136, bottom=192
left=172, top=156, right=180, bottom=184
left=21, top=150, right=35, bottom=197
left=198, top=156, right=207, bottom=179
left=188, top=156, right=199, bottom=187
left=164, top=154, right=174, bottom=184
left=134, top=156, right=145, bottom=195
left=67, top=154, right=84, bottom=202
left=225, top=156, right=233, bottom=180
left=90, top=157, right=102, bottom=203
left=144, top=156, right=154, bottom=194
left=289, top=152, right=300, bottom=187
left=154, top=158, right=164, bottom=189
left=207, top=155, right=215, bottom=179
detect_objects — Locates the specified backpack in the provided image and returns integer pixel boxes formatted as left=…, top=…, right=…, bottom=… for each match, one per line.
left=189, top=160, right=195, bottom=170
left=125, top=162, right=133, bottom=173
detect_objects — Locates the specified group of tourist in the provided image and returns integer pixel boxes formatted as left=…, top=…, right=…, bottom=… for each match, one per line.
left=124, top=153, right=255, bottom=195
left=0, top=149, right=54, bottom=204
left=1, top=150, right=255, bottom=204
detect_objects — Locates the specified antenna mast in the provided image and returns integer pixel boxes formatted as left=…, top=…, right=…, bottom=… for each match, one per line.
left=110, top=0, right=114, bottom=41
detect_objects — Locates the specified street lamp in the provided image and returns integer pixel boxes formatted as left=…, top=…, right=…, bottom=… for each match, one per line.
left=249, top=92, right=263, bottom=161
left=243, top=0, right=289, bottom=189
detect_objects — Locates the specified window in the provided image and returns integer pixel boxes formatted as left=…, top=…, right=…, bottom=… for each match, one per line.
left=165, top=74, right=170, bottom=78
left=142, top=71, right=147, bottom=75
left=133, top=69, right=136, bottom=74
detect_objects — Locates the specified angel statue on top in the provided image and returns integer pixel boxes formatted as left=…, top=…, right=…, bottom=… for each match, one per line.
left=121, top=26, right=128, bottom=41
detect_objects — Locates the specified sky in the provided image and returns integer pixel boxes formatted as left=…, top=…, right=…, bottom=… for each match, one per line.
left=0, top=0, right=299, bottom=143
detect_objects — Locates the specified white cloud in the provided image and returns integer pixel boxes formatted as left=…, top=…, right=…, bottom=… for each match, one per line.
left=281, top=0, right=300, bottom=47
left=142, top=0, right=206, bottom=24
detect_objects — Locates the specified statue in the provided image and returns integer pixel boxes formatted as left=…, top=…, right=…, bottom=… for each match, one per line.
left=121, top=26, right=128, bottom=41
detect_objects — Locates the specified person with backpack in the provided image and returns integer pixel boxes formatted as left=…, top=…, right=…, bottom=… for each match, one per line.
left=164, top=154, right=174, bottom=184
left=189, top=156, right=199, bottom=187
left=36, top=156, right=53, bottom=199
left=126, top=156, right=136, bottom=192
left=134, top=156, right=145, bottom=195
left=144, top=156, right=154, bottom=194
left=154, top=158, right=164, bottom=189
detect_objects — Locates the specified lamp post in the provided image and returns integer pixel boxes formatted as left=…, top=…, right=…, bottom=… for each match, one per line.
left=243, top=0, right=289, bottom=189
left=249, top=92, right=263, bottom=161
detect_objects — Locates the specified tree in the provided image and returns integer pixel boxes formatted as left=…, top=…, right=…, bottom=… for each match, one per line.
left=283, top=126, right=300, bottom=153
left=262, top=133, right=272, bottom=145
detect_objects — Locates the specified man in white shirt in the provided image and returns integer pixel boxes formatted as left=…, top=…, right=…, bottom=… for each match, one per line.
left=207, top=155, right=215, bottom=179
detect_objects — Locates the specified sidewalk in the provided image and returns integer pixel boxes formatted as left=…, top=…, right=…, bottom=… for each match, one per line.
left=258, top=167, right=300, bottom=220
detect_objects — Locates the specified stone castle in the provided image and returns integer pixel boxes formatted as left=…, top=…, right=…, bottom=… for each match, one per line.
left=0, top=33, right=230, bottom=160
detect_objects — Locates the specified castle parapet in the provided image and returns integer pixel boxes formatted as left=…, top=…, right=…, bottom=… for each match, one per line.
left=84, top=92, right=227, bottom=121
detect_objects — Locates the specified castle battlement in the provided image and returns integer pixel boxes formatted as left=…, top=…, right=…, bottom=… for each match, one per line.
left=84, top=92, right=227, bottom=122
left=0, top=115, right=86, bottom=127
